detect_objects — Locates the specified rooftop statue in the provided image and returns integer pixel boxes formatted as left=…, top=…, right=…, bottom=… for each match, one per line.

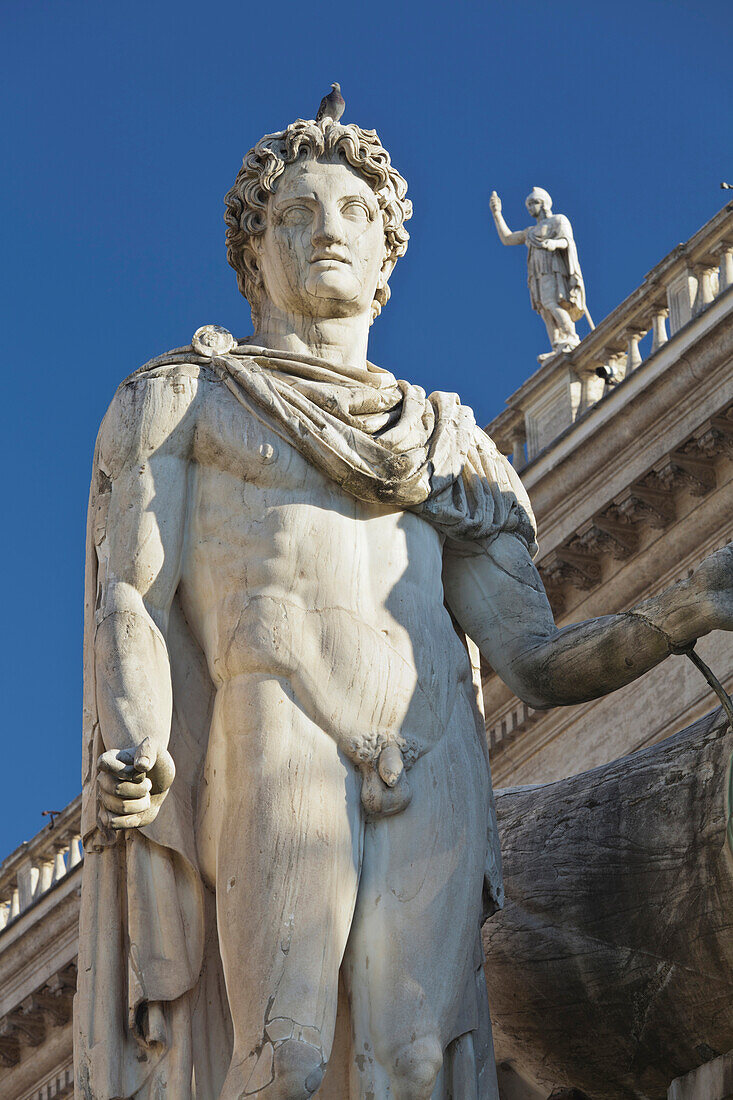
left=75, top=94, right=733, bottom=1100
left=490, top=187, right=592, bottom=358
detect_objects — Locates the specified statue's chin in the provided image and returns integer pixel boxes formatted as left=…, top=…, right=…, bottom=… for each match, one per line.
left=305, top=269, right=360, bottom=304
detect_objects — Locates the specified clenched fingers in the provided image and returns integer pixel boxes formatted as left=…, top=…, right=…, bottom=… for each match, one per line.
left=98, top=772, right=152, bottom=799
left=100, top=805, right=159, bottom=830
left=98, top=748, right=137, bottom=778
left=100, top=791, right=152, bottom=816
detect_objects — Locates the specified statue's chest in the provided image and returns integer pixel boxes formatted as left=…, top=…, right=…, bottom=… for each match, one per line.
left=192, top=382, right=315, bottom=494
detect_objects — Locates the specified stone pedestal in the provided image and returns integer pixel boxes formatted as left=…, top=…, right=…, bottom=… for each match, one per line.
left=668, top=1051, right=733, bottom=1100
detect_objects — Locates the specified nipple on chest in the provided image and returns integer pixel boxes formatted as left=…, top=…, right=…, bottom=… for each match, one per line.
left=258, top=442, right=278, bottom=464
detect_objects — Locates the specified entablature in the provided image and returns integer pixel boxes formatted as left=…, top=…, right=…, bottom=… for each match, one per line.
left=536, top=402, right=733, bottom=615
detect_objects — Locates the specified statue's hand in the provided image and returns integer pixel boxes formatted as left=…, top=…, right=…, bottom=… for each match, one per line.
left=97, top=737, right=175, bottom=830
left=489, top=190, right=502, bottom=216
left=688, top=546, right=733, bottom=634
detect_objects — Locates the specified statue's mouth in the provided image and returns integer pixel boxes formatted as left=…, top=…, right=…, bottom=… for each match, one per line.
left=311, top=252, right=350, bottom=265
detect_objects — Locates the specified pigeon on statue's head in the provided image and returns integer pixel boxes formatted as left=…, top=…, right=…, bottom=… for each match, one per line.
left=316, top=82, right=345, bottom=124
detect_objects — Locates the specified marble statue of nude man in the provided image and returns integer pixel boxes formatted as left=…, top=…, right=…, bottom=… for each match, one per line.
left=75, top=113, right=733, bottom=1100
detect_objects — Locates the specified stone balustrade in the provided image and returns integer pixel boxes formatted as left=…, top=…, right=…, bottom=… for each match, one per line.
left=489, top=201, right=733, bottom=469
left=0, top=797, right=82, bottom=934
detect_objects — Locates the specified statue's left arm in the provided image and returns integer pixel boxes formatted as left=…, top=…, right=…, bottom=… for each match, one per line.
left=444, top=533, right=733, bottom=708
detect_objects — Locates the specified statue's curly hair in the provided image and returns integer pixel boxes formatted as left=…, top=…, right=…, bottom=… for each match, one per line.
left=224, top=118, right=412, bottom=327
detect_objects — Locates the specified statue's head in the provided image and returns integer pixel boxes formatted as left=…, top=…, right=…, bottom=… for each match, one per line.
left=525, top=186, right=552, bottom=219
left=224, top=119, right=412, bottom=329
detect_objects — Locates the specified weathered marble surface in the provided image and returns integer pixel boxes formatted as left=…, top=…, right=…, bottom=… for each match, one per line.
left=486, top=708, right=733, bottom=1100
left=74, top=108, right=733, bottom=1100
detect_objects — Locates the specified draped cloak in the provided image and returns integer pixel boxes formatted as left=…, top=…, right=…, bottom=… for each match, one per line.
left=526, top=214, right=586, bottom=321
left=74, top=338, right=537, bottom=1099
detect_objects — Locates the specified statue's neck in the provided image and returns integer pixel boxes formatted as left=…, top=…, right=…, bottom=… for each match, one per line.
left=252, top=305, right=371, bottom=370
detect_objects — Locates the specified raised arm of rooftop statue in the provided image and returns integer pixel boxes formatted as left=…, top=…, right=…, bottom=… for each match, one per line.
left=489, top=190, right=527, bottom=246
left=93, top=372, right=196, bottom=829
left=444, top=532, right=733, bottom=709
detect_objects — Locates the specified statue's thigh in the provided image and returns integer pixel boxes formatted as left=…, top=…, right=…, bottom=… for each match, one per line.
left=344, top=692, right=489, bottom=1070
left=537, top=272, right=559, bottom=308
left=199, top=673, right=363, bottom=1051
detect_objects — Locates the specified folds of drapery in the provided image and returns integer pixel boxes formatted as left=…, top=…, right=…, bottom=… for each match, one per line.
left=526, top=214, right=586, bottom=321
left=206, top=346, right=537, bottom=556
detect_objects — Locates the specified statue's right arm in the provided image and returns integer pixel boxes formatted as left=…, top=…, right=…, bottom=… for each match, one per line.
left=94, top=372, right=197, bottom=829
left=489, top=191, right=527, bottom=246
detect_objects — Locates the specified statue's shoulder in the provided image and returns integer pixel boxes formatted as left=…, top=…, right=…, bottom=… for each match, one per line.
left=97, top=326, right=243, bottom=472
left=119, top=349, right=215, bottom=390
left=547, top=212, right=573, bottom=237
left=118, top=324, right=239, bottom=391
left=98, top=348, right=218, bottom=476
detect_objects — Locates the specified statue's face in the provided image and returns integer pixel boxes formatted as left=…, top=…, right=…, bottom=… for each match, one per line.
left=254, top=156, right=386, bottom=322
left=526, top=197, right=544, bottom=218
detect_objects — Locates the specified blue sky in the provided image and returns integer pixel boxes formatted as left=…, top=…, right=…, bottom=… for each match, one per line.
left=2, top=0, right=731, bottom=853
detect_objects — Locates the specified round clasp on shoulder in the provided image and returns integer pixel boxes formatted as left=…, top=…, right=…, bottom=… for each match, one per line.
left=192, top=324, right=235, bottom=358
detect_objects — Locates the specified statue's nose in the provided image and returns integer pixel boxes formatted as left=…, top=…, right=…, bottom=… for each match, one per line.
left=312, top=205, right=344, bottom=244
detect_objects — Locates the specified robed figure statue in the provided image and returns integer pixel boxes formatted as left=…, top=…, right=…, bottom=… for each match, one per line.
left=490, top=186, right=590, bottom=356
left=74, top=108, right=733, bottom=1100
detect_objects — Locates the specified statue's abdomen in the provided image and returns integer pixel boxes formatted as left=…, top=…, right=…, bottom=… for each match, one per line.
left=182, top=469, right=472, bottom=763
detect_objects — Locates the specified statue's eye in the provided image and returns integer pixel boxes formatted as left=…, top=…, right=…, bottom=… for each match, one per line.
left=279, top=205, right=312, bottom=226
left=342, top=200, right=371, bottom=222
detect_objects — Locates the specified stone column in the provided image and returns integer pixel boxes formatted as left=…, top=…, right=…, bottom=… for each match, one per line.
left=625, top=328, right=646, bottom=373
left=510, top=424, right=528, bottom=472
left=713, top=243, right=733, bottom=294
left=650, top=306, right=669, bottom=353
left=692, top=263, right=719, bottom=315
